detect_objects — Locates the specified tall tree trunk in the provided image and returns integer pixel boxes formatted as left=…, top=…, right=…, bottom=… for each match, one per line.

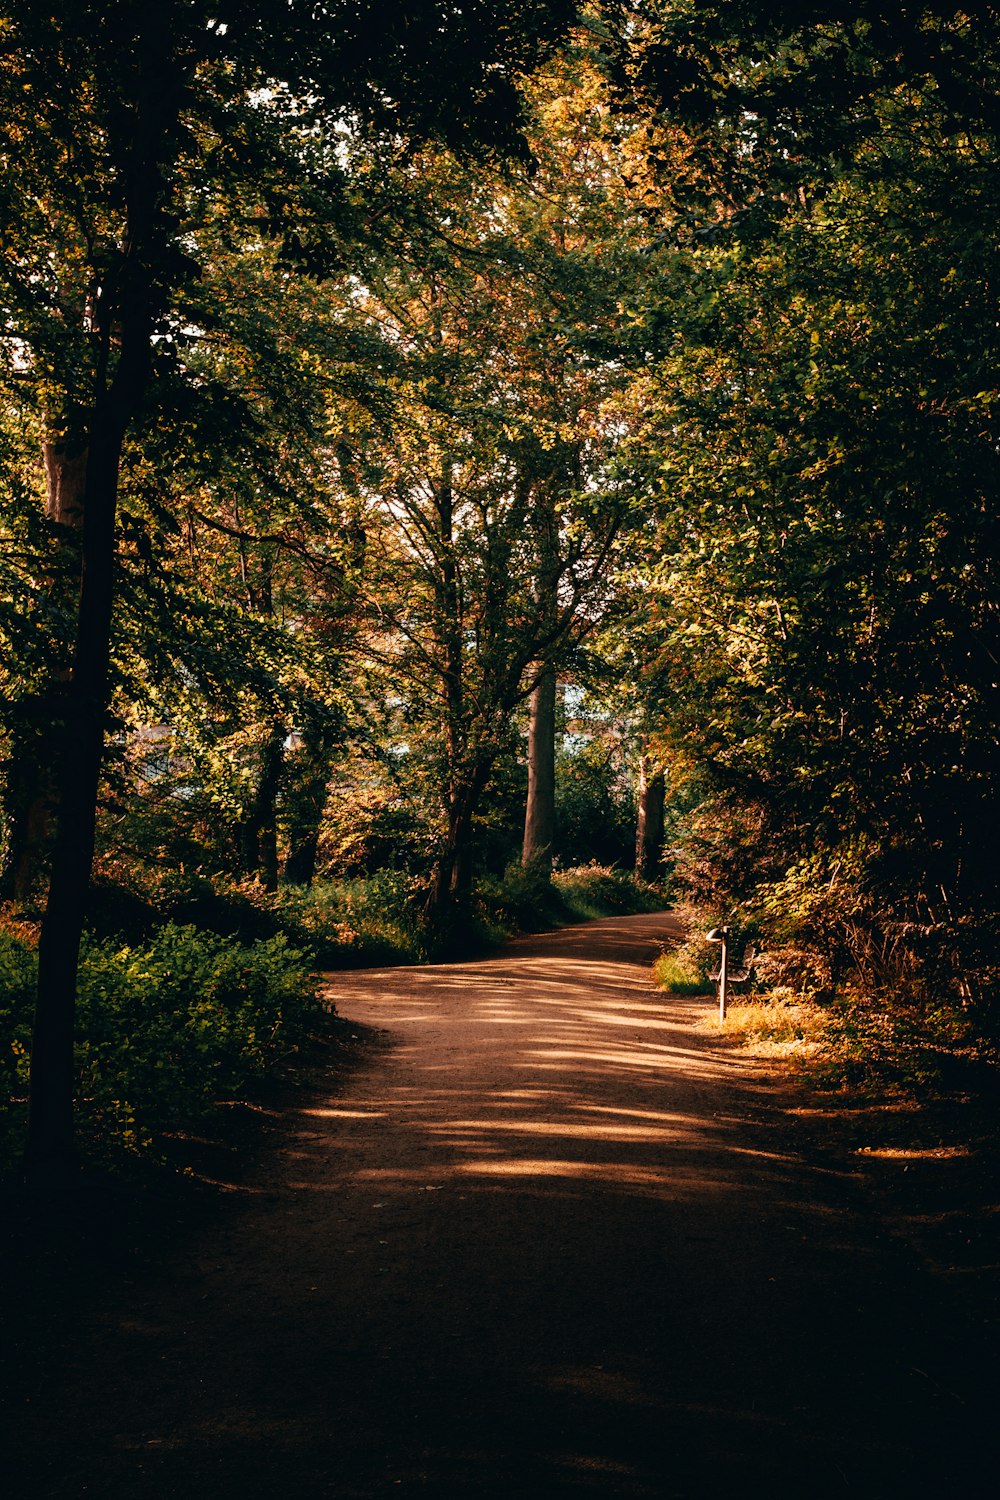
left=522, top=664, right=556, bottom=872
left=425, top=459, right=472, bottom=933
left=428, top=797, right=468, bottom=930
left=283, top=806, right=324, bottom=886
left=25, top=15, right=175, bottom=1180
left=522, top=458, right=560, bottom=875
left=283, top=731, right=334, bottom=887
left=240, top=725, right=285, bottom=891
left=635, top=754, right=666, bottom=882
left=27, top=415, right=135, bottom=1180
left=43, top=441, right=89, bottom=528
left=0, top=789, right=52, bottom=906
left=257, top=728, right=283, bottom=894
left=0, top=442, right=88, bottom=904
left=426, top=763, right=490, bottom=935
left=450, top=807, right=475, bottom=904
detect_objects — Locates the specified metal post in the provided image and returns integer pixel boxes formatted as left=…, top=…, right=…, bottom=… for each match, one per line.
left=706, top=925, right=730, bottom=1022
left=718, top=931, right=729, bottom=1023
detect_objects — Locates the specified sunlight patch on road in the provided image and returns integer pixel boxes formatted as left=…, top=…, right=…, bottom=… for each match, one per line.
left=300, top=1108, right=388, bottom=1120
left=453, top=1158, right=715, bottom=1188
left=523, top=1045, right=726, bottom=1074
left=431, top=1118, right=688, bottom=1143
left=571, top=1103, right=701, bottom=1124
left=550, top=1008, right=698, bottom=1032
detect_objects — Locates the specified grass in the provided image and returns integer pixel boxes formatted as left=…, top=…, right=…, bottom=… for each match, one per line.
left=702, top=990, right=830, bottom=1059
left=653, top=951, right=711, bottom=996
left=694, top=977, right=991, bottom=1106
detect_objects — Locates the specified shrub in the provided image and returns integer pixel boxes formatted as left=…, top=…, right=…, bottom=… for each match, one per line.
left=654, top=917, right=726, bottom=996
left=553, top=863, right=663, bottom=920
left=476, top=863, right=567, bottom=937
left=75, top=924, right=321, bottom=1129
left=654, top=949, right=710, bottom=995
left=475, top=861, right=663, bottom=945
left=274, top=872, right=429, bottom=965
left=704, top=993, right=830, bottom=1058
left=1, top=922, right=325, bottom=1166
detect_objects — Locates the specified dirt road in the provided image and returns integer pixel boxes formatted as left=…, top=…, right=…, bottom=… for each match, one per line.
left=7, top=912, right=994, bottom=1497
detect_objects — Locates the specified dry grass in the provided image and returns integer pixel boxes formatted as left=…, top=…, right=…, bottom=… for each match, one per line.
left=701, top=988, right=829, bottom=1060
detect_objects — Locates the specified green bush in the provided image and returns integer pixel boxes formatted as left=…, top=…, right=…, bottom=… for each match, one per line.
left=475, top=861, right=663, bottom=944
left=554, top=863, right=663, bottom=920
left=654, top=949, right=711, bottom=995
left=273, top=872, right=429, bottom=965
left=476, top=863, right=567, bottom=936
left=653, top=908, right=759, bottom=996
left=87, top=867, right=432, bottom=968
left=76, top=924, right=321, bottom=1125
left=1, top=922, right=324, bottom=1165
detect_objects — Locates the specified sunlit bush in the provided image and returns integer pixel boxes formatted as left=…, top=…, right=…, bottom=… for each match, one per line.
left=1, top=923, right=324, bottom=1165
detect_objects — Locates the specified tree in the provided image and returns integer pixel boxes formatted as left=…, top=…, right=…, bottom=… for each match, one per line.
left=634, top=751, right=665, bottom=881
left=336, top=56, right=644, bottom=928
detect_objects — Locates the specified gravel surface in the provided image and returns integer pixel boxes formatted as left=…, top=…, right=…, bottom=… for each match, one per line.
left=6, top=911, right=995, bottom=1498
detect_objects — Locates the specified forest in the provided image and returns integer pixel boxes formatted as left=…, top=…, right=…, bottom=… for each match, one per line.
left=1, top=1, right=998, bottom=1184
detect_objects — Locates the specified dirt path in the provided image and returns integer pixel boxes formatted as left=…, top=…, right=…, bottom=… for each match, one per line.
left=7, top=912, right=994, bottom=1498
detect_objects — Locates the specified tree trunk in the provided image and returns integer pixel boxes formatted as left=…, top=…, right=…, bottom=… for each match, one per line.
left=43, top=441, right=89, bottom=527
left=25, top=14, right=175, bottom=1179
left=27, top=417, right=133, bottom=1181
left=427, top=800, right=469, bottom=930
left=0, top=443, right=89, bottom=904
left=522, top=453, right=560, bottom=874
left=283, top=814, right=323, bottom=887
left=256, top=720, right=284, bottom=895
left=450, top=812, right=475, bottom=904
left=283, top=735, right=333, bottom=887
left=522, top=664, right=556, bottom=872
left=0, top=783, right=52, bottom=907
left=635, top=754, right=666, bottom=882
left=240, top=725, right=285, bottom=891
left=426, top=762, right=490, bottom=935
left=425, top=458, right=474, bottom=935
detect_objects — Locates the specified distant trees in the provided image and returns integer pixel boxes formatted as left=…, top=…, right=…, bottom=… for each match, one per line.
left=332, top=61, right=644, bottom=926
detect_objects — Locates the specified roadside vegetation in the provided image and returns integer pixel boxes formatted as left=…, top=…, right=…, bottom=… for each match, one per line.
left=655, top=904, right=997, bottom=1149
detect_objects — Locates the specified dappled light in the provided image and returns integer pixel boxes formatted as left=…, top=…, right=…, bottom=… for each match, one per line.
left=311, top=915, right=765, bottom=1209
left=4, top=3, right=996, bottom=1490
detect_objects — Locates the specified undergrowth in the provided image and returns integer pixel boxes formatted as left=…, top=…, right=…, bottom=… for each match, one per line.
left=702, top=992, right=829, bottom=1060
left=475, top=861, right=662, bottom=945
left=654, top=903, right=990, bottom=1099
left=0, top=923, right=326, bottom=1174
